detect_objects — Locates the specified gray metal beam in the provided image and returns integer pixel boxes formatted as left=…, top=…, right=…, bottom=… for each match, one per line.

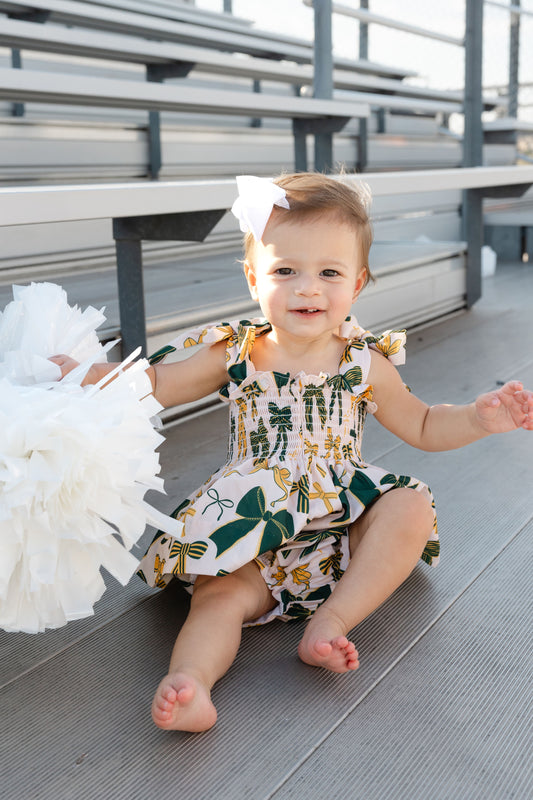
left=112, top=209, right=226, bottom=356
left=145, top=61, right=195, bottom=180
left=508, top=0, right=520, bottom=118
left=113, top=236, right=146, bottom=358
left=463, top=0, right=484, bottom=308
left=313, top=0, right=334, bottom=172
left=9, top=47, right=24, bottom=117
left=357, top=0, right=369, bottom=172
left=7, top=7, right=49, bottom=118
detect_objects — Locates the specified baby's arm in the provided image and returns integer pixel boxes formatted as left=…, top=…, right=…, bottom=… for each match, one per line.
left=50, top=340, right=229, bottom=409
left=368, top=351, right=533, bottom=452
left=150, top=341, right=229, bottom=407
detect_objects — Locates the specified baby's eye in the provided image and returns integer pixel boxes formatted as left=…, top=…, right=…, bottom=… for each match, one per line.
left=321, top=268, right=340, bottom=277
left=274, top=267, right=294, bottom=275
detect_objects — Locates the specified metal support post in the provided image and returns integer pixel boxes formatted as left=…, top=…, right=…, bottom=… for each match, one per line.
left=292, top=84, right=307, bottom=170
left=146, top=62, right=195, bottom=180
left=223, top=0, right=233, bottom=13
left=147, top=109, right=162, bottom=181
left=357, top=0, right=369, bottom=172
left=250, top=80, right=262, bottom=128
left=293, top=116, right=349, bottom=172
left=112, top=208, right=226, bottom=357
left=10, top=49, right=24, bottom=118
left=313, top=0, right=334, bottom=171
left=293, top=120, right=309, bottom=171
left=113, top=234, right=147, bottom=358
left=509, top=0, right=520, bottom=118
left=462, top=0, right=484, bottom=307
left=8, top=9, right=49, bottom=118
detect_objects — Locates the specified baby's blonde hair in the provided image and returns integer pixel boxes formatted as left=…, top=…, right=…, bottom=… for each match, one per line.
left=243, top=172, right=374, bottom=287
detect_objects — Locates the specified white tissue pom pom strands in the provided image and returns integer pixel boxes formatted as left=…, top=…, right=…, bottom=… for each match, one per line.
left=0, top=283, right=180, bottom=634
left=0, top=281, right=109, bottom=385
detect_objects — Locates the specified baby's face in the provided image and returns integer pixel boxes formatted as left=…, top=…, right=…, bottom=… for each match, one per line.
left=244, top=213, right=366, bottom=339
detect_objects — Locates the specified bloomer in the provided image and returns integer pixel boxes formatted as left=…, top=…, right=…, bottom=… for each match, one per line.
left=245, top=527, right=351, bottom=626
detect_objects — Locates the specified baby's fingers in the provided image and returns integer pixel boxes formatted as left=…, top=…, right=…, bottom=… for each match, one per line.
left=499, top=379, right=523, bottom=396
left=48, top=354, right=79, bottom=378
left=502, top=384, right=533, bottom=428
left=517, top=389, right=533, bottom=429
left=476, top=381, right=533, bottom=431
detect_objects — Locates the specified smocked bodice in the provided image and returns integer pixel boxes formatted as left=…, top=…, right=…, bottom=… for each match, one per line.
left=225, top=364, right=374, bottom=467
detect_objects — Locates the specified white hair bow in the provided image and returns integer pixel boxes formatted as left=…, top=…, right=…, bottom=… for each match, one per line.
left=231, top=175, right=290, bottom=241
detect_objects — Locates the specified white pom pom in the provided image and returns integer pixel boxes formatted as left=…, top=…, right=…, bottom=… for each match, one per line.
left=0, top=283, right=180, bottom=633
left=0, top=281, right=108, bottom=384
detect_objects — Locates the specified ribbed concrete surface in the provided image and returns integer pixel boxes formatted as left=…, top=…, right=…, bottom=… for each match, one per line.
left=271, top=524, right=533, bottom=800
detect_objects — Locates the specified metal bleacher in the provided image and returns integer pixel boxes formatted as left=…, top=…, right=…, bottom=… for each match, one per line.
left=1, top=2, right=532, bottom=799
left=0, top=0, right=492, bottom=357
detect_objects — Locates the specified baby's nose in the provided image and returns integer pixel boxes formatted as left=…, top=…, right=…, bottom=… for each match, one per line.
left=295, top=275, right=320, bottom=296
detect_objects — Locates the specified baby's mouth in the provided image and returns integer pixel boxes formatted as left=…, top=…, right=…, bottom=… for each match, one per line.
left=292, top=308, right=323, bottom=315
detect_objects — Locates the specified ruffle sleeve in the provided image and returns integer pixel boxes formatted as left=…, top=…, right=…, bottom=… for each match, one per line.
left=339, top=316, right=406, bottom=366
left=148, top=317, right=270, bottom=366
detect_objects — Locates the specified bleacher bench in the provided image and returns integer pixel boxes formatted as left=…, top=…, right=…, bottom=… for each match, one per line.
left=0, top=0, right=414, bottom=76
left=0, top=17, right=464, bottom=115
left=1, top=165, right=532, bottom=357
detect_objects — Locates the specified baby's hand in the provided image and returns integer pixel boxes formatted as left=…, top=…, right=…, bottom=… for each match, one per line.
left=475, top=380, right=533, bottom=433
left=49, top=354, right=80, bottom=379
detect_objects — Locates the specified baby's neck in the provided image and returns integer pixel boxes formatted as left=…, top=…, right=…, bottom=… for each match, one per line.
left=251, top=329, right=345, bottom=376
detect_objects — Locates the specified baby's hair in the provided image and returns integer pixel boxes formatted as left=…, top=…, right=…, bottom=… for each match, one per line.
left=243, top=172, right=374, bottom=287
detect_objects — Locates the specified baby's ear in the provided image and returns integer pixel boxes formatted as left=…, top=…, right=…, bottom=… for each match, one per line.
left=244, top=260, right=259, bottom=301
left=352, top=267, right=367, bottom=300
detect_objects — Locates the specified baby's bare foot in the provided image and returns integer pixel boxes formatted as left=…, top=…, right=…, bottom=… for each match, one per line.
left=298, top=613, right=359, bottom=673
left=151, top=672, right=217, bottom=732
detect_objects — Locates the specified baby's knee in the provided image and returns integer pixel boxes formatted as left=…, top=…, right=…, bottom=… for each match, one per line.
left=191, top=574, right=239, bottom=608
left=383, top=487, right=433, bottom=537
left=191, top=568, right=263, bottom=616
left=398, top=488, right=435, bottom=540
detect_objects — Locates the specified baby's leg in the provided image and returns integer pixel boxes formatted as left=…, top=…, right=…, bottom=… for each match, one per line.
left=152, top=562, right=275, bottom=731
left=298, top=488, right=434, bottom=673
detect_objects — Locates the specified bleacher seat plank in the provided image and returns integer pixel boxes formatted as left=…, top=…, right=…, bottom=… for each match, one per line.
left=0, top=0, right=413, bottom=76
left=0, top=0, right=316, bottom=61
left=2, top=168, right=533, bottom=227
left=84, top=0, right=254, bottom=33
left=0, top=17, right=462, bottom=113
left=0, top=66, right=370, bottom=119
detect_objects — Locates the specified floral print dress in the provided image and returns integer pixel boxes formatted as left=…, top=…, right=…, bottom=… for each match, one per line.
left=138, top=316, right=439, bottom=623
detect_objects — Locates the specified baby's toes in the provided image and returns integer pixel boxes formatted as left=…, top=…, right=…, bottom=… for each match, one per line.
left=161, top=687, right=178, bottom=705
left=332, top=635, right=351, bottom=652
